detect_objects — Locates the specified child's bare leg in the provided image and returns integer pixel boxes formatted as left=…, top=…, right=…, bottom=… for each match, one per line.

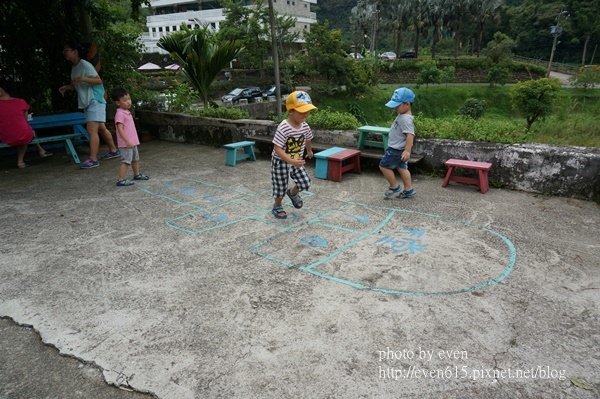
left=273, top=197, right=283, bottom=207
left=398, top=168, right=412, bottom=191
left=36, top=143, right=52, bottom=156
left=379, top=166, right=399, bottom=188
left=132, top=160, right=140, bottom=176
left=16, top=145, right=27, bottom=167
left=118, top=162, right=129, bottom=181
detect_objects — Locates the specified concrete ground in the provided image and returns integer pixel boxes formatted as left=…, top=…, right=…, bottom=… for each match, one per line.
left=0, top=140, right=598, bottom=399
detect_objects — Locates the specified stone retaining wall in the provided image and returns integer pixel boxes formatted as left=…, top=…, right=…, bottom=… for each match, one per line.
left=136, top=110, right=599, bottom=201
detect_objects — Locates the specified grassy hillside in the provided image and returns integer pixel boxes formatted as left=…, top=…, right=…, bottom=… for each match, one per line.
left=314, top=85, right=600, bottom=147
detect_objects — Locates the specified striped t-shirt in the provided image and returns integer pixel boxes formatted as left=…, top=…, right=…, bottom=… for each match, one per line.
left=271, top=120, right=314, bottom=161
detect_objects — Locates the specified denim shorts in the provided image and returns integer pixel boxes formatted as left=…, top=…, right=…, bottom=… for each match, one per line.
left=379, top=147, right=408, bottom=170
left=119, top=146, right=139, bottom=165
left=84, top=99, right=106, bottom=123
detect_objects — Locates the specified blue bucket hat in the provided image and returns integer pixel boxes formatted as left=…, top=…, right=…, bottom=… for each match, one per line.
left=385, top=87, right=415, bottom=108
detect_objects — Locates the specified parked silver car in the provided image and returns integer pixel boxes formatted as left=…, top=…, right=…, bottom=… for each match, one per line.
left=380, top=51, right=397, bottom=60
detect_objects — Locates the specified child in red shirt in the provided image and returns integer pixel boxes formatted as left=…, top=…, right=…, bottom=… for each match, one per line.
left=0, top=80, right=52, bottom=168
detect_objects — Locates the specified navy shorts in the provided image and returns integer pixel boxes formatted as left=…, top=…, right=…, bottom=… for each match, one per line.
left=379, top=147, right=408, bottom=170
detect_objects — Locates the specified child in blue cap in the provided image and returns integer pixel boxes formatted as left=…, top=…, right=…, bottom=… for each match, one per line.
left=379, top=87, right=416, bottom=199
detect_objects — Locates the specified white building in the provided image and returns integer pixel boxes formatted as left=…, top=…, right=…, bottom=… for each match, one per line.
left=140, top=0, right=317, bottom=53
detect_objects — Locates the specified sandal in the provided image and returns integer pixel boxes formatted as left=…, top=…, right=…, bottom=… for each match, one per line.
left=286, top=188, right=303, bottom=209
left=133, top=173, right=150, bottom=180
left=116, top=179, right=135, bottom=187
left=272, top=206, right=287, bottom=219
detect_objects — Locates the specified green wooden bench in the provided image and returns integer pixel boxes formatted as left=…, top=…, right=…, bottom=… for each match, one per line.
left=356, top=125, right=390, bottom=150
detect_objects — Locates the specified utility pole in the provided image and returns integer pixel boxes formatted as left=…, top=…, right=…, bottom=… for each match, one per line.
left=547, top=10, right=569, bottom=77
left=267, top=0, right=282, bottom=115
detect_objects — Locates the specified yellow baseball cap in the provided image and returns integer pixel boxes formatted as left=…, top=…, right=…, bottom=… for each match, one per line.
left=286, top=91, right=317, bottom=113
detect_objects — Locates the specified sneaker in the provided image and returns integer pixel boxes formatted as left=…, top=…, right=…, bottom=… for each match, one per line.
left=384, top=185, right=402, bottom=199
left=116, top=179, right=135, bottom=187
left=101, top=150, right=120, bottom=160
left=399, top=188, right=416, bottom=199
left=79, top=159, right=99, bottom=169
left=133, top=173, right=150, bottom=180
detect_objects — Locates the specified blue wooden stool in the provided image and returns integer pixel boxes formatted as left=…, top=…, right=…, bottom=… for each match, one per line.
left=314, top=147, right=345, bottom=179
left=224, top=141, right=256, bottom=166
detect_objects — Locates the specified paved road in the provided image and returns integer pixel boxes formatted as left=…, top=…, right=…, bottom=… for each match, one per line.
left=1, top=141, right=598, bottom=399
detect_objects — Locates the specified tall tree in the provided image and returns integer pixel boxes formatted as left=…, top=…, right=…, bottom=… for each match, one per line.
left=0, top=0, right=145, bottom=112
left=350, top=0, right=376, bottom=53
left=446, top=0, right=474, bottom=58
left=566, top=0, right=600, bottom=65
left=219, top=0, right=270, bottom=70
left=427, top=0, right=449, bottom=58
left=388, top=0, right=413, bottom=56
left=474, top=0, right=504, bottom=55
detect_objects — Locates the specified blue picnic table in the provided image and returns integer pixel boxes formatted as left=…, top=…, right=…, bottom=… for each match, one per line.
left=29, top=112, right=89, bottom=164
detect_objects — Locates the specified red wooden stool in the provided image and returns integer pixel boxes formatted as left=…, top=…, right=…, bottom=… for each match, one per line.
left=328, top=149, right=361, bottom=182
left=442, top=158, right=493, bottom=193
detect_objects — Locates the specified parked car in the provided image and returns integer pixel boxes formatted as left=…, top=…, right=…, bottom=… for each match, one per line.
left=348, top=52, right=364, bottom=60
left=399, top=50, right=417, bottom=59
left=380, top=51, right=397, bottom=61
left=261, top=84, right=292, bottom=99
left=221, top=86, right=262, bottom=104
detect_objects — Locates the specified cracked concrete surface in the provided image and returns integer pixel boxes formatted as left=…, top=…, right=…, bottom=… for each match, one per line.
left=0, top=140, right=598, bottom=398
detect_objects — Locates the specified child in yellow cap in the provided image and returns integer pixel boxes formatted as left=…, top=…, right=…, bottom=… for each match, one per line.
left=270, top=91, right=316, bottom=219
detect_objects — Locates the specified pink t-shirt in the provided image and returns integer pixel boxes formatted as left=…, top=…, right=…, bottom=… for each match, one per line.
left=0, top=98, right=34, bottom=146
left=114, top=108, right=140, bottom=148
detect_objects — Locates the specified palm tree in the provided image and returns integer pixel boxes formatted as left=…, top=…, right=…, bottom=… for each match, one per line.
left=389, top=0, right=412, bottom=56
left=158, top=26, right=243, bottom=108
left=474, top=0, right=504, bottom=56
left=427, top=0, right=449, bottom=58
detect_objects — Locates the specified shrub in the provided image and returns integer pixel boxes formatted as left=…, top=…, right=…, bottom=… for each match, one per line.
left=509, top=62, right=546, bottom=76
left=440, top=65, right=456, bottom=86
left=416, top=60, right=441, bottom=87
left=459, top=98, right=487, bottom=119
left=415, top=114, right=526, bottom=143
left=510, top=78, right=561, bottom=129
left=164, top=83, right=199, bottom=113
left=273, top=108, right=360, bottom=130
left=192, top=107, right=250, bottom=120
left=571, top=66, right=600, bottom=90
left=482, top=32, right=515, bottom=64
left=487, top=65, right=510, bottom=87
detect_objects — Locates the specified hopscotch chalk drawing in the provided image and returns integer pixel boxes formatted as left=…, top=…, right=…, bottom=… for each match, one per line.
left=140, top=178, right=517, bottom=297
